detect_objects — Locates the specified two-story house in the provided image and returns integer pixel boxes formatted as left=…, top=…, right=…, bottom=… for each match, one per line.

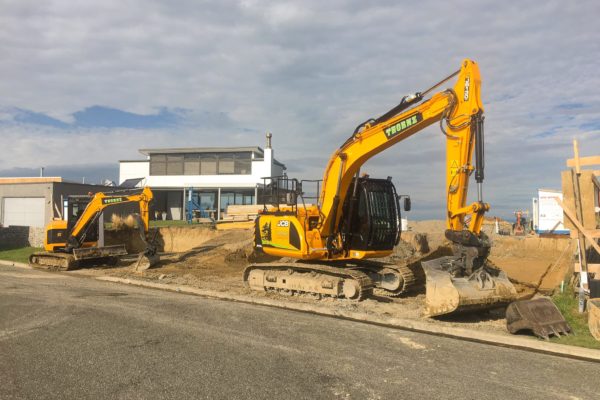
left=119, top=134, right=286, bottom=220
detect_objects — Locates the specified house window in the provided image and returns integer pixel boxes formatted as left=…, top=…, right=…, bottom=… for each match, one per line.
left=166, top=155, right=183, bottom=175
left=200, top=154, right=217, bottom=175
left=234, top=153, right=251, bottom=174
left=184, top=154, right=200, bottom=175
left=218, top=153, right=235, bottom=174
left=151, top=151, right=253, bottom=176
left=150, top=154, right=167, bottom=175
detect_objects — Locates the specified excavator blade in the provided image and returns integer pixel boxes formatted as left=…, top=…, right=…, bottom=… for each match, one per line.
left=72, top=244, right=128, bottom=260
left=506, top=297, right=571, bottom=340
left=422, top=256, right=517, bottom=317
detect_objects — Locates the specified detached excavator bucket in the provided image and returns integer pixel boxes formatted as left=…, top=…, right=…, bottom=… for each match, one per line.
left=506, top=297, right=571, bottom=340
left=422, top=256, right=517, bottom=317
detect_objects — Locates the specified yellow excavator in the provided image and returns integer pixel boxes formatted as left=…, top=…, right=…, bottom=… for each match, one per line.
left=244, top=59, right=517, bottom=317
left=30, top=187, right=158, bottom=271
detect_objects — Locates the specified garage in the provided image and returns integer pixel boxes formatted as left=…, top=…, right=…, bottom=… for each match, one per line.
left=2, top=197, right=46, bottom=227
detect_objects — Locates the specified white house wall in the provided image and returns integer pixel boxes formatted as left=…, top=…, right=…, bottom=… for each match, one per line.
left=119, top=156, right=279, bottom=188
left=119, top=162, right=149, bottom=185
left=146, top=174, right=259, bottom=188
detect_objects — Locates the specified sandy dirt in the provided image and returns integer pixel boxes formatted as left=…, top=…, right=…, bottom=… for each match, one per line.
left=73, top=221, right=575, bottom=337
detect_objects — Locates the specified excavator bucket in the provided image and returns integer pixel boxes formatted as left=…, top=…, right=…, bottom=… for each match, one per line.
left=131, top=217, right=160, bottom=273
left=422, top=256, right=517, bottom=317
left=133, top=252, right=160, bottom=272
left=506, top=297, right=571, bottom=340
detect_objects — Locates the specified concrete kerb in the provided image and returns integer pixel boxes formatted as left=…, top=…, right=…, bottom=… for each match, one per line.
left=95, top=275, right=600, bottom=363
left=0, top=259, right=32, bottom=269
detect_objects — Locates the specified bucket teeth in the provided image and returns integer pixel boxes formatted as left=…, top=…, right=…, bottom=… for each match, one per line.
left=505, top=297, right=572, bottom=340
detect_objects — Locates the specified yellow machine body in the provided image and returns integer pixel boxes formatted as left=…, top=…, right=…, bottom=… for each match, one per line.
left=255, top=207, right=391, bottom=261
left=258, top=59, right=488, bottom=261
left=249, top=59, right=517, bottom=315
left=31, top=187, right=156, bottom=271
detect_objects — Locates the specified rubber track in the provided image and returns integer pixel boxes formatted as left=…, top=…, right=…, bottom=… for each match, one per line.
left=243, top=262, right=374, bottom=301
left=371, top=264, right=417, bottom=298
left=29, top=252, right=75, bottom=271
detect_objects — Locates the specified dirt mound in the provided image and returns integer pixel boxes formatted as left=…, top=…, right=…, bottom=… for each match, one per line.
left=106, top=225, right=224, bottom=253
left=489, top=235, right=573, bottom=294
left=134, top=229, right=255, bottom=291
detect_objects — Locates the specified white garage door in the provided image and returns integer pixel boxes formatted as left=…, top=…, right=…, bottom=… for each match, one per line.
left=2, top=197, right=46, bottom=227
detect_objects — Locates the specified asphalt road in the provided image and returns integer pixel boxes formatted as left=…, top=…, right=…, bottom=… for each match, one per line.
left=1, top=266, right=599, bottom=400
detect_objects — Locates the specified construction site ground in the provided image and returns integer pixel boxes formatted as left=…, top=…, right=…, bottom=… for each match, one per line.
left=65, top=220, right=583, bottom=345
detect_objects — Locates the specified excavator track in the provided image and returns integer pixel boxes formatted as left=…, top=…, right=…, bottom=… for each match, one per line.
left=29, top=252, right=77, bottom=271
left=365, top=264, right=418, bottom=298
left=243, top=262, right=374, bottom=301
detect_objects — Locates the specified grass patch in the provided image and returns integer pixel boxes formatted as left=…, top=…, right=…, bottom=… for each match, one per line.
left=150, top=220, right=192, bottom=228
left=550, top=288, right=600, bottom=349
left=0, top=247, right=42, bottom=264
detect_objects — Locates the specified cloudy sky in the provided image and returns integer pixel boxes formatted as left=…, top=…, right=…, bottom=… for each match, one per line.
left=1, top=0, right=598, bottom=219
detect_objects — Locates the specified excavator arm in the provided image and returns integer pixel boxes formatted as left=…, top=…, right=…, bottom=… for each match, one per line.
left=319, top=59, right=487, bottom=254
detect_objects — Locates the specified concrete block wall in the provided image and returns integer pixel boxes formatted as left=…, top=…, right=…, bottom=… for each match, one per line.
left=0, top=226, right=45, bottom=249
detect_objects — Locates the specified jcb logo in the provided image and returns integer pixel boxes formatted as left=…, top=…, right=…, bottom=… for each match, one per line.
left=463, top=76, right=470, bottom=101
left=277, top=220, right=289, bottom=227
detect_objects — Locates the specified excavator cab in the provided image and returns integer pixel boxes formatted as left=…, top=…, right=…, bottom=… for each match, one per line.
left=66, top=196, right=99, bottom=244
left=340, top=177, right=401, bottom=251
left=45, top=195, right=98, bottom=252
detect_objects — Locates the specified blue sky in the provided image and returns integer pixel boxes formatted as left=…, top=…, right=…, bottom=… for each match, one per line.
left=0, top=0, right=599, bottom=219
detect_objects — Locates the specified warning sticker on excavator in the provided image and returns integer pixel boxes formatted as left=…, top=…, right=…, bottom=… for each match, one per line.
left=450, top=160, right=459, bottom=176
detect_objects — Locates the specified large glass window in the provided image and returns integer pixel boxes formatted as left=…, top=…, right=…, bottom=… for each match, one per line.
left=200, top=154, right=217, bottom=174
left=235, top=153, right=251, bottom=174
left=218, top=153, right=235, bottom=174
left=220, top=192, right=236, bottom=211
left=184, top=154, right=200, bottom=175
left=150, top=151, right=253, bottom=176
left=166, top=154, right=183, bottom=175
left=150, top=154, right=167, bottom=175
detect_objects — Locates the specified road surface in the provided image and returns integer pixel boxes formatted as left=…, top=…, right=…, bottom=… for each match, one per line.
left=1, top=266, right=598, bottom=399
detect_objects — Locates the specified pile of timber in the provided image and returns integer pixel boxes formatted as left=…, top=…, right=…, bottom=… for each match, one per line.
left=221, top=205, right=264, bottom=222
left=221, top=204, right=315, bottom=222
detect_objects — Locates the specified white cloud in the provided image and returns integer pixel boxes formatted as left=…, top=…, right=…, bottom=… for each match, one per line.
left=0, top=0, right=599, bottom=219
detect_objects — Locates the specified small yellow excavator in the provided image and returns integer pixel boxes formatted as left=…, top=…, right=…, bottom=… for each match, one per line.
left=30, top=186, right=158, bottom=271
left=244, top=59, right=517, bottom=317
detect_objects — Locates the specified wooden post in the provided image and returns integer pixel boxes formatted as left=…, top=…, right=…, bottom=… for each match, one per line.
left=572, top=140, right=590, bottom=282
left=554, top=198, right=600, bottom=255
left=571, top=168, right=589, bottom=272
left=573, top=139, right=581, bottom=174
